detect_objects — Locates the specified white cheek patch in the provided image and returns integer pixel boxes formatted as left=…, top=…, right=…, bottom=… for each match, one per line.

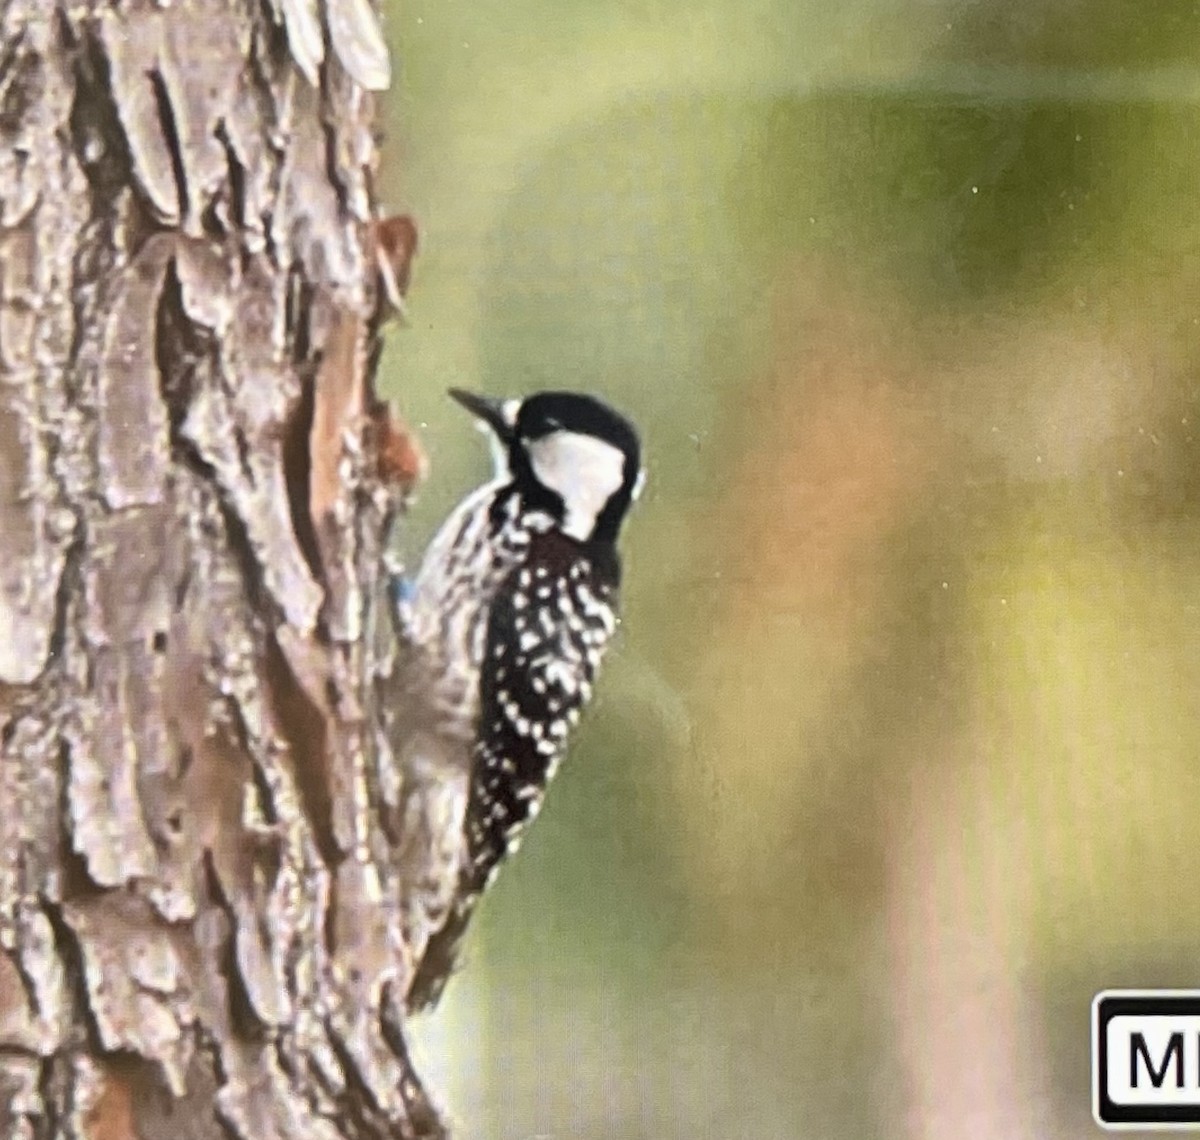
left=527, top=430, right=627, bottom=541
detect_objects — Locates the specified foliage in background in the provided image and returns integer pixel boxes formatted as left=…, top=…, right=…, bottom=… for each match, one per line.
left=379, top=1, right=1200, bottom=1135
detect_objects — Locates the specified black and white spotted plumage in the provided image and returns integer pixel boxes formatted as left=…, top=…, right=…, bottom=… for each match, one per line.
left=394, top=389, right=642, bottom=1012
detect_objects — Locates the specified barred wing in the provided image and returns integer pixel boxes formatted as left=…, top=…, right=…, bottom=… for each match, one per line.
left=405, top=554, right=616, bottom=1010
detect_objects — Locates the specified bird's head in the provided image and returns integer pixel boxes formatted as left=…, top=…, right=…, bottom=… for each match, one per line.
left=448, top=388, right=644, bottom=545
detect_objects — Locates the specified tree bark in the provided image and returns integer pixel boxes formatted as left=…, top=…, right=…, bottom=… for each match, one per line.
left=0, top=2, right=439, bottom=1136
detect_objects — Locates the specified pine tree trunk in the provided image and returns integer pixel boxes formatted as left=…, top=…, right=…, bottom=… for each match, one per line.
left=0, top=2, right=440, bottom=1136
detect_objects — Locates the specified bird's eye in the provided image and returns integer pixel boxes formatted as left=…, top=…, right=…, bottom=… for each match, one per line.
left=544, top=418, right=562, bottom=431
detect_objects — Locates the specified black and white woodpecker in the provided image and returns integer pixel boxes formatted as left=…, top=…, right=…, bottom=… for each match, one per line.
left=391, top=388, right=644, bottom=1011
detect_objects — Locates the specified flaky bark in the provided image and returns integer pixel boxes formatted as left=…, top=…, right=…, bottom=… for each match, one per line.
left=0, top=2, right=438, bottom=1137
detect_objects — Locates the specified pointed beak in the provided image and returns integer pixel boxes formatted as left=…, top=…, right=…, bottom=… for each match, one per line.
left=447, top=388, right=515, bottom=443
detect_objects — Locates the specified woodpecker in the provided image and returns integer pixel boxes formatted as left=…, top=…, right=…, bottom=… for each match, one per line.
left=391, top=388, right=644, bottom=1011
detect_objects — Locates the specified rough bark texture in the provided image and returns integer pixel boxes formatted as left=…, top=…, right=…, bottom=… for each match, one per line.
left=0, top=2, right=439, bottom=1137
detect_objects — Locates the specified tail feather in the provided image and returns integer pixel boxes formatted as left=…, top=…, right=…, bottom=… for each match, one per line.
left=405, top=895, right=478, bottom=1012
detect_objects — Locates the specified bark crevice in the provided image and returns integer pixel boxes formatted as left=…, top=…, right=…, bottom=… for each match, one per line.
left=0, top=1, right=440, bottom=1136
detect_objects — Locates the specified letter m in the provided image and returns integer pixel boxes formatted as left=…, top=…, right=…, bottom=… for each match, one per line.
left=1131, top=1031, right=1184, bottom=1089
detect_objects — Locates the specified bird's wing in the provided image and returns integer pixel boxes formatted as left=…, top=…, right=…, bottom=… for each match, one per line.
left=405, top=560, right=615, bottom=1011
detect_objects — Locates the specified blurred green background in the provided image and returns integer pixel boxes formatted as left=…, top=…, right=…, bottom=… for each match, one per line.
left=378, top=1, right=1200, bottom=1136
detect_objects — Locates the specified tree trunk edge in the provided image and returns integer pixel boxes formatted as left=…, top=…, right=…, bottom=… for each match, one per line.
left=0, top=2, right=441, bottom=1137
